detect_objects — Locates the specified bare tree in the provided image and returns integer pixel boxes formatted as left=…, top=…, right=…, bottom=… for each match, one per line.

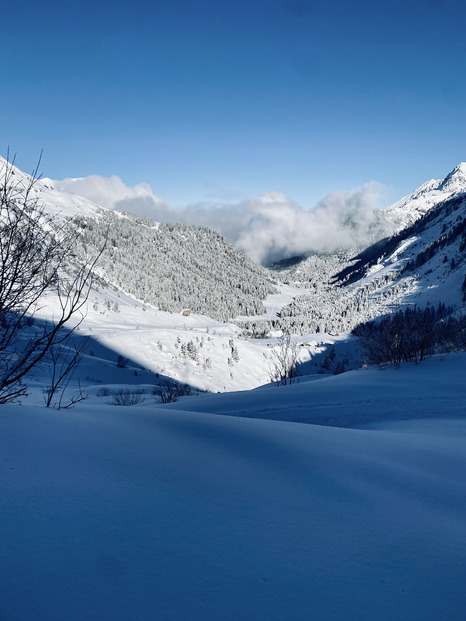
left=354, top=304, right=452, bottom=368
left=43, top=337, right=89, bottom=409
left=0, top=152, right=103, bottom=403
left=268, top=333, right=300, bottom=386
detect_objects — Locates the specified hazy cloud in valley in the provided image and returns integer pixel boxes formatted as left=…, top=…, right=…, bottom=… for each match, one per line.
left=53, top=175, right=390, bottom=265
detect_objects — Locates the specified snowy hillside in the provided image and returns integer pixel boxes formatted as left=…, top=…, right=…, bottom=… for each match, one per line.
left=30, top=279, right=357, bottom=395
left=0, top=156, right=278, bottom=323
left=70, top=210, right=277, bottom=321
left=256, top=165, right=466, bottom=336
left=333, top=191, right=466, bottom=311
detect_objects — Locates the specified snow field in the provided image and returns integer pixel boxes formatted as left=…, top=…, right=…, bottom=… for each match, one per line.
left=1, top=380, right=466, bottom=620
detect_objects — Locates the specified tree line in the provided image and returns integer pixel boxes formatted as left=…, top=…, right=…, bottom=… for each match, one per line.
left=353, top=304, right=466, bottom=367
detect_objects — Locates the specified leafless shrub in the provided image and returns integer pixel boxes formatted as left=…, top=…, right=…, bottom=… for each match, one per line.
left=353, top=304, right=462, bottom=367
left=153, top=377, right=193, bottom=403
left=267, top=333, right=300, bottom=386
left=96, top=386, right=111, bottom=397
left=112, top=389, right=145, bottom=406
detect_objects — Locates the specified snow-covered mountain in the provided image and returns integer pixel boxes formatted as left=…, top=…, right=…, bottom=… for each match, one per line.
left=69, top=160, right=463, bottom=339
left=255, top=164, right=466, bottom=336
left=384, top=162, right=466, bottom=228
left=258, top=194, right=465, bottom=336
left=1, top=154, right=465, bottom=393
left=0, top=155, right=104, bottom=222
left=333, top=190, right=466, bottom=309
left=277, top=162, right=466, bottom=281
left=0, top=155, right=278, bottom=323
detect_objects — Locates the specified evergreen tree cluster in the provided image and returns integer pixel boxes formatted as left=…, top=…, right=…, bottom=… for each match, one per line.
left=240, top=269, right=413, bottom=337
left=276, top=251, right=354, bottom=287
left=403, top=213, right=466, bottom=273
left=69, top=211, right=277, bottom=321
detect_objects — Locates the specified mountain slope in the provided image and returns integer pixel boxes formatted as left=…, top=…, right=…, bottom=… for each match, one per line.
left=0, top=155, right=278, bottom=323
left=333, top=192, right=466, bottom=309
left=0, top=155, right=104, bottom=221
left=71, top=210, right=277, bottom=321
left=384, top=162, right=466, bottom=228
left=245, top=165, right=466, bottom=336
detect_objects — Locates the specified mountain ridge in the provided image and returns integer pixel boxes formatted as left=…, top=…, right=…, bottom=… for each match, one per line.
left=383, top=162, right=466, bottom=229
left=2, top=153, right=465, bottom=336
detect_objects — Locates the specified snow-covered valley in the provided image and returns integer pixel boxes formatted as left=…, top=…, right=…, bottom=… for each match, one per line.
left=0, top=155, right=465, bottom=620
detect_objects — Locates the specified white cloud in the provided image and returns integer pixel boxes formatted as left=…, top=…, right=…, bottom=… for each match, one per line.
left=53, top=175, right=169, bottom=219
left=52, top=175, right=391, bottom=265
left=223, top=184, right=388, bottom=264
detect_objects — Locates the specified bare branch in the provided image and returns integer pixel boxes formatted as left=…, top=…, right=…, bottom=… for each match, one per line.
left=0, top=153, right=104, bottom=403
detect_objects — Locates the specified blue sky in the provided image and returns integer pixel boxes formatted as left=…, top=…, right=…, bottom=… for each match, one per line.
left=3, top=0, right=466, bottom=209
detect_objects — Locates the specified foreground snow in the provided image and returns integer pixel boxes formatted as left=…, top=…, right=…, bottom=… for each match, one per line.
left=1, top=354, right=465, bottom=620
left=165, top=353, right=466, bottom=426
